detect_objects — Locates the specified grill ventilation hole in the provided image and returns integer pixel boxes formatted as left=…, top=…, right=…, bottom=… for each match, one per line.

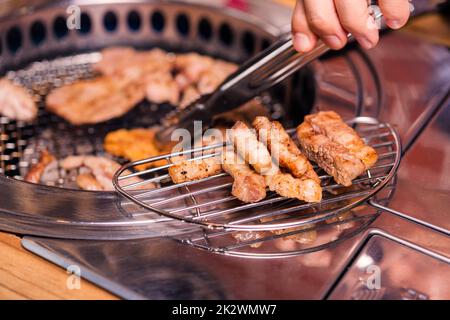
left=198, top=18, right=213, bottom=41
left=77, top=12, right=92, bottom=35
left=53, top=16, right=69, bottom=39
left=6, top=26, right=22, bottom=53
left=150, top=11, right=165, bottom=33
left=176, top=13, right=190, bottom=37
left=127, top=10, right=141, bottom=32
left=30, top=21, right=47, bottom=46
left=219, top=23, right=234, bottom=47
left=261, top=38, right=272, bottom=50
left=242, top=31, right=255, bottom=55
left=103, top=11, right=118, bottom=32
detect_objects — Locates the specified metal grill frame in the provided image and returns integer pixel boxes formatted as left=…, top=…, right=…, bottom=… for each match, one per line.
left=114, top=117, right=402, bottom=232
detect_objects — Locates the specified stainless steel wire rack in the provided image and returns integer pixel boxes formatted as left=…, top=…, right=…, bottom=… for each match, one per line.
left=114, top=117, right=402, bottom=241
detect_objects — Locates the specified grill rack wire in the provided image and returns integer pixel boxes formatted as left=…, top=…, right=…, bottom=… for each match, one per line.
left=114, top=117, right=402, bottom=238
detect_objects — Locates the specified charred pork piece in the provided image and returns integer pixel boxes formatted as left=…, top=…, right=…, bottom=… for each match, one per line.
left=297, top=111, right=378, bottom=186
left=222, top=147, right=266, bottom=203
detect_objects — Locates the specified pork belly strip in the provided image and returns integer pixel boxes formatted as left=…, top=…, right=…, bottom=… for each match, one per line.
left=265, top=171, right=322, bottom=203
left=229, top=121, right=276, bottom=175
left=60, top=155, right=151, bottom=191
left=45, top=76, right=145, bottom=125
left=297, top=111, right=378, bottom=186
left=0, top=78, right=38, bottom=122
left=305, top=111, right=378, bottom=169
left=93, top=47, right=173, bottom=77
left=230, top=121, right=321, bottom=203
left=76, top=173, right=103, bottom=191
left=222, top=148, right=266, bottom=203
left=24, top=150, right=56, bottom=183
left=168, top=156, right=223, bottom=184
left=252, top=116, right=320, bottom=184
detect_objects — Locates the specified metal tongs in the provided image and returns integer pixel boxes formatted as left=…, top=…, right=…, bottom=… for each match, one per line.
left=156, top=11, right=384, bottom=142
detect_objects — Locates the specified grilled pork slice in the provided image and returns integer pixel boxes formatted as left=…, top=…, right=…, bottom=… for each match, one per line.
left=179, top=85, right=200, bottom=109
left=94, top=47, right=181, bottom=106
left=297, top=111, right=378, bottom=186
left=168, top=156, right=223, bottom=184
left=25, top=150, right=56, bottom=183
left=306, top=111, right=378, bottom=169
left=104, top=128, right=173, bottom=170
left=93, top=47, right=174, bottom=78
left=253, top=116, right=321, bottom=184
left=60, top=155, right=150, bottom=191
left=265, top=171, right=322, bottom=203
left=76, top=173, right=103, bottom=191
left=197, top=60, right=238, bottom=95
left=46, top=76, right=145, bottom=125
left=229, top=121, right=277, bottom=175
left=0, top=78, right=38, bottom=121
left=174, top=53, right=215, bottom=84
left=230, top=121, right=321, bottom=203
left=144, top=72, right=180, bottom=106
left=222, top=148, right=266, bottom=203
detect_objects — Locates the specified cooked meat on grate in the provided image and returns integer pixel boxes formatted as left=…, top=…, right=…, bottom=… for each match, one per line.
left=222, top=147, right=266, bottom=203
left=265, top=171, right=322, bottom=203
left=144, top=72, right=180, bottom=106
left=46, top=76, right=145, bottom=125
left=229, top=121, right=276, bottom=176
left=297, top=111, right=378, bottom=186
left=253, top=116, right=321, bottom=184
left=60, top=155, right=151, bottom=191
left=168, top=156, right=223, bottom=184
left=306, top=111, right=378, bottom=169
left=94, top=47, right=180, bottom=106
left=93, top=46, right=137, bottom=75
left=104, top=128, right=172, bottom=170
left=179, top=85, right=201, bottom=109
left=230, top=121, right=321, bottom=202
left=76, top=173, right=103, bottom=191
left=59, top=155, right=85, bottom=169
left=197, top=60, right=238, bottom=95
left=0, top=78, right=38, bottom=122
left=93, top=47, right=174, bottom=78
left=174, top=53, right=237, bottom=100
left=47, top=76, right=141, bottom=121
left=24, top=150, right=56, bottom=183
left=174, top=53, right=215, bottom=84
left=82, top=156, right=122, bottom=191
left=93, top=48, right=236, bottom=109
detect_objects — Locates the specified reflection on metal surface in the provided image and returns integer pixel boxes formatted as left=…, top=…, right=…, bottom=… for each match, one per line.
left=382, top=101, right=450, bottom=234
left=328, top=235, right=450, bottom=300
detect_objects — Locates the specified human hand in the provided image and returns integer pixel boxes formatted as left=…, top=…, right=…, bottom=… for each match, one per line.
left=292, top=0, right=411, bottom=52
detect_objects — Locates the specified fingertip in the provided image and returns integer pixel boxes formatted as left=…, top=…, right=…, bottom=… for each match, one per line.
left=322, top=35, right=347, bottom=50
left=385, top=18, right=408, bottom=30
left=354, top=34, right=378, bottom=50
left=379, top=0, right=411, bottom=30
left=293, top=32, right=316, bottom=53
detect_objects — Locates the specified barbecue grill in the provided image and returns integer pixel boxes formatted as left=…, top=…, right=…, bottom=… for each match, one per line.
left=0, top=0, right=400, bottom=252
left=0, top=0, right=449, bottom=299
